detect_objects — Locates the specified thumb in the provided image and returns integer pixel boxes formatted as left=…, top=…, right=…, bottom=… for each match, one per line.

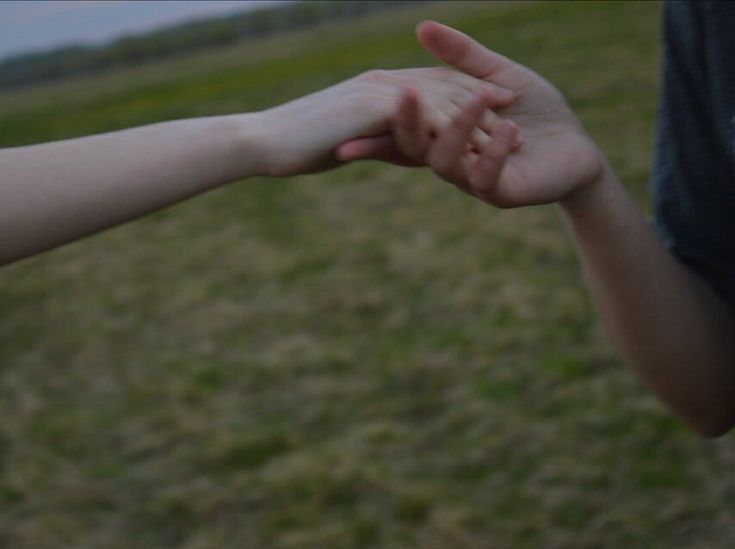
left=416, top=20, right=513, bottom=80
left=336, top=135, right=422, bottom=167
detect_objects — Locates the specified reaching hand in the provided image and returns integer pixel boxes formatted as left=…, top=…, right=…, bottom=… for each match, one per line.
left=357, top=86, right=522, bottom=197
left=254, top=65, right=515, bottom=177
left=338, top=21, right=605, bottom=207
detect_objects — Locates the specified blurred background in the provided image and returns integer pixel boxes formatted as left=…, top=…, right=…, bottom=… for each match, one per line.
left=0, top=1, right=733, bottom=547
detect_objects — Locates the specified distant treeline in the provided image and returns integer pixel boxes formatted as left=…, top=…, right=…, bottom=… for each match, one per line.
left=0, top=0, right=431, bottom=90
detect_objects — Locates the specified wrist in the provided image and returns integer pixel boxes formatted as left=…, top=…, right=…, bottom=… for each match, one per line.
left=557, top=136, right=609, bottom=205
left=558, top=156, right=616, bottom=220
left=227, top=111, right=272, bottom=178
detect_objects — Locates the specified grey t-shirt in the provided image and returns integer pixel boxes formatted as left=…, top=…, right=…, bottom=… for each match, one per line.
left=653, top=0, right=735, bottom=311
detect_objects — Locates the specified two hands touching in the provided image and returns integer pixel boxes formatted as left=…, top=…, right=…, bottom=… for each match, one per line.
left=264, top=20, right=603, bottom=210
left=1, top=20, right=600, bottom=265
left=2, top=21, right=733, bottom=435
left=338, top=21, right=602, bottom=208
left=271, top=21, right=735, bottom=437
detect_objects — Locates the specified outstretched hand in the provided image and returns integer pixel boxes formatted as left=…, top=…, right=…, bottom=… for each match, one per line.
left=256, top=65, right=516, bottom=177
left=338, top=21, right=604, bottom=207
left=345, top=86, right=521, bottom=198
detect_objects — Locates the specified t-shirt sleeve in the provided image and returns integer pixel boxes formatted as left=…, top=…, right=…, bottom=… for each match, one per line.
left=652, top=1, right=735, bottom=312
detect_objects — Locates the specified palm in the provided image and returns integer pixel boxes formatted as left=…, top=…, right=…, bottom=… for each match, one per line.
left=480, top=61, right=602, bottom=206
left=337, top=22, right=604, bottom=207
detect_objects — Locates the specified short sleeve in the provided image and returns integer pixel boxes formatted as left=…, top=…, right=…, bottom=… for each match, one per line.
left=652, top=1, right=735, bottom=311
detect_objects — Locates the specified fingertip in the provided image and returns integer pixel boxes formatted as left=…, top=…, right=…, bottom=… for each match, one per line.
left=469, top=89, right=492, bottom=114
left=400, top=85, right=419, bottom=106
left=415, top=20, right=432, bottom=45
left=416, top=20, right=439, bottom=39
left=335, top=142, right=355, bottom=162
left=416, top=20, right=450, bottom=51
left=498, top=119, right=517, bottom=142
left=494, top=86, right=516, bottom=103
left=396, top=87, right=421, bottom=132
left=506, top=120, right=523, bottom=148
left=479, top=123, right=514, bottom=158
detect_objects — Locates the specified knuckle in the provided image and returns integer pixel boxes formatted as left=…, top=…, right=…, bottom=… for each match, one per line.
left=406, top=144, right=425, bottom=162
left=431, top=160, right=449, bottom=175
left=493, top=197, right=517, bottom=209
left=357, top=69, right=386, bottom=83
left=430, top=156, right=451, bottom=177
left=484, top=144, right=506, bottom=162
left=434, top=163, right=457, bottom=181
left=372, top=69, right=393, bottom=82
left=467, top=176, right=486, bottom=195
left=451, top=111, right=473, bottom=131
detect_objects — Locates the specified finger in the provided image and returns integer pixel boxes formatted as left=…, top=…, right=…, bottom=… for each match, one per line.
left=457, top=149, right=482, bottom=196
left=394, top=87, right=429, bottom=161
left=398, top=67, right=515, bottom=107
left=478, top=111, right=523, bottom=151
left=455, top=115, right=522, bottom=155
left=428, top=91, right=489, bottom=180
left=336, top=135, right=422, bottom=167
left=427, top=109, right=487, bottom=160
left=416, top=21, right=514, bottom=80
left=469, top=127, right=491, bottom=151
left=468, top=119, right=516, bottom=198
left=403, top=95, right=519, bottom=152
left=336, top=136, right=385, bottom=162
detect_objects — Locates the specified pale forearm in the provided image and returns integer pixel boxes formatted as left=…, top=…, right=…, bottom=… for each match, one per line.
left=559, top=164, right=735, bottom=436
left=0, top=67, right=508, bottom=266
left=405, top=20, right=735, bottom=436
left=0, top=113, right=262, bottom=265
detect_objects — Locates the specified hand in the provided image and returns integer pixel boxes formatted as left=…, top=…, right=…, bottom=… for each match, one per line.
left=252, top=66, right=515, bottom=177
left=360, top=86, right=522, bottom=197
left=339, top=21, right=605, bottom=208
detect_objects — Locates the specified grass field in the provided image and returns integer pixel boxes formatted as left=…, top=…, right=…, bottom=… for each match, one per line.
left=1, top=1, right=734, bottom=547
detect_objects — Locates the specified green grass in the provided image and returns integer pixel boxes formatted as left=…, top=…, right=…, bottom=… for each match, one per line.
left=1, top=1, right=734, bottom=547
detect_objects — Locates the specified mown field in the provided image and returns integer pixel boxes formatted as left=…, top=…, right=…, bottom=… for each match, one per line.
left=0, top=1, right=733, bottom=547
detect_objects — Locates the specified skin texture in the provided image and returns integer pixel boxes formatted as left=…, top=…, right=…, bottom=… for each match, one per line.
left=338, top=22, right=604, bottom=205
left=3, top=20, right=733, bottom=436
left=341, top=21, right=735, bottom=437
left=0, top=66, right=513, bottom=266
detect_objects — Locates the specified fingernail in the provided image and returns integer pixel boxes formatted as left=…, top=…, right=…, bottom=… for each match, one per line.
left=470, top=91, right=488, bottom=108
left=497, top=87, right=515, bottom=101
left=501, top=120, right=517, bottom=137
left=506, top=120, right=520, bottom=138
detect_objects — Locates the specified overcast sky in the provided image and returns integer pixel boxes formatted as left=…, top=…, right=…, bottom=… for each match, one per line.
left=0, top=1, right=288, bottom=62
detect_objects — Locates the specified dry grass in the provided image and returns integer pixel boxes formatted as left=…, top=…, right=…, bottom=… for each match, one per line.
left=1, top=1, right=734, bottom=547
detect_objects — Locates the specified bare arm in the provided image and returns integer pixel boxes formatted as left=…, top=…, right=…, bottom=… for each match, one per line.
left=560, top=163, right=735, bottom=437
left=340, top=22, right=735, bottom=436
left=0, top=67, right=514, bottom=266
left=0, top=115, right=261, bottom=265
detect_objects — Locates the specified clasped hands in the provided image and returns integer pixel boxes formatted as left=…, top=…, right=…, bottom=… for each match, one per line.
left=256, top=21, right=603, bottom=209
